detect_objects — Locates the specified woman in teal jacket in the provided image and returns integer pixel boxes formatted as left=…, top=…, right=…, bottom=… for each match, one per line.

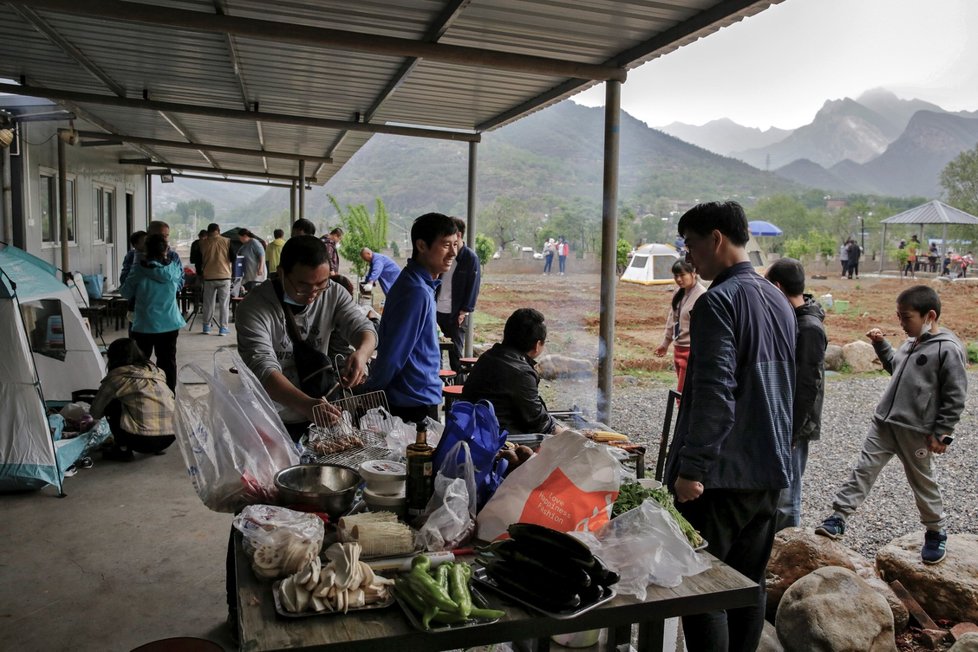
left=120, top=233, right=186, bottom=390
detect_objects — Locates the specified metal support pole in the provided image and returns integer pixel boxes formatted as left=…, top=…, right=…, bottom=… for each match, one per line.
left=2, top=145, right=13, bottom=244
left=290, top=181, right=297, bottom=224
left=298, top=161, right=305, bottom=221
left=57, top=133, right=69, bottom=276
left=465, top=140, right=477, bottom=358
left=878, top=224, right=886, bottom=274
left=597, top=81, right=620, bottom=425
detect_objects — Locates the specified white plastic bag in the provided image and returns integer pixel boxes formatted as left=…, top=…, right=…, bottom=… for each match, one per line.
left=476, top=431, right=621, bottom=541
left=417, top=441, right=478, bottom=551
left=174, top=358, right=300, bottom=513
left=382, top=413, right=442, bottom=456
left=572, top=500, right=710, bottom=600
left=232, top=505, right=325, bottom=580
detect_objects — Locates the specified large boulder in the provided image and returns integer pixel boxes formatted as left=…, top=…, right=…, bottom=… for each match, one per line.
left=535, top=354, right=594, bottom=380
left=875, top=532, right=978, bottom=623
left=776, top=566, right=896, bottom=652
left=951, top=632, right=978, bottom=652
left=823, top=344, right=844, bottom=371
left=842, top=340, right=883, bottom=373
left=766, top=528, right=907, bottom=632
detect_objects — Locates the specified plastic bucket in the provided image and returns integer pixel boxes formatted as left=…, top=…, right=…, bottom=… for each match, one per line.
left=833, top=300, right=850, bottom=313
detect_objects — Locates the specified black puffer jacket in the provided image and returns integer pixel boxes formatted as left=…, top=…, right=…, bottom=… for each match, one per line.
left=793, top=296, right=827, bottom=443
left=461, top=343, right=556, bottom=435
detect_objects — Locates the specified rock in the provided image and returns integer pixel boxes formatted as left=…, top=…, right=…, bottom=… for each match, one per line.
left=875, top=532, right=978, bottom=623
left=535, top=354, right=594, bottom=380
left=824, top=344, right=844, bottom=371
left=758, top=619, right=784, bottom=652
left=951, top=632, right=978, bottom=652
left=952, top=623, right=978, bottom=640
left=844, top=549, right=910, bottom=632
left=776, top=566, right=896, bottom=652
left=842, top=340, right=883, bottom=373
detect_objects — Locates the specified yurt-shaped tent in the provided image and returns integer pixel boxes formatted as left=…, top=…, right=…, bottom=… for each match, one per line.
left=621, top=243, right=681, bottom=285
left=0, top=243, right=107, bottom=492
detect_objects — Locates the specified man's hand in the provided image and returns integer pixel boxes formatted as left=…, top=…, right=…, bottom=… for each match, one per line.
left=552, top=422, right=568, bottom=435
left=674, top=477, right=704, bottom=503
left=341, top=350, right=370, bottom=388
left=866, top=328, right=885, bottom=343
left=308, top=397, right=340, bottom=427
left=926, top=434, right=949, bottom=454
left=457, top=311, right=469, bottom=327
left=654, top=343, right=668, bottom=357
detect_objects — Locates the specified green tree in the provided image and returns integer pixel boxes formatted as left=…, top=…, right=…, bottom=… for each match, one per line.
left=329, top=195, right=389, bottom=277
left=782, top=237, right=812, bottom=260
left=616, top=238, right=631, bottom=274
left=481, top=197, right=528, bottom=252
left=474, top=233, right=495, bottom=267
left=941, top=144, right=978, bottom=215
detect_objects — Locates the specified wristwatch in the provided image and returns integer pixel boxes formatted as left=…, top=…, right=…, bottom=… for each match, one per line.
left=938, top=434, right=954, bottom=445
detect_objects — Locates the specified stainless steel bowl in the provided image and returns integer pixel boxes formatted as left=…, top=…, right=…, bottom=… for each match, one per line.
left=274, top=464, right=361, bottom=518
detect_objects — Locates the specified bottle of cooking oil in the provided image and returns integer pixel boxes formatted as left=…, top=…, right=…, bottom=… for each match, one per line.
left=405, top=422, right=435, bottom=521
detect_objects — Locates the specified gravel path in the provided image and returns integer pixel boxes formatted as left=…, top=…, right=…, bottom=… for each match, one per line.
left=540, top=370, right=978, bottom=560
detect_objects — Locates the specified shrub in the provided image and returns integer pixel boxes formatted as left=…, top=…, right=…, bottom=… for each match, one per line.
left=474, top=233, right=495, bottom=267
left=967, top=341, right=978, bottom=364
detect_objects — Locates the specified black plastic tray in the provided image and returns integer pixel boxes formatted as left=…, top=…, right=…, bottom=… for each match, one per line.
left=394, top=585, right=500, bottom=632
left=471, top=566, right=616, bottom=619
left=272, top=580, right=395, bottom=618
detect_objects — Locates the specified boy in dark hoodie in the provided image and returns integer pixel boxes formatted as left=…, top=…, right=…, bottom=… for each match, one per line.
left=766, top=258, right=826, bottom=531
left=816, top=286, right=967, bottom=564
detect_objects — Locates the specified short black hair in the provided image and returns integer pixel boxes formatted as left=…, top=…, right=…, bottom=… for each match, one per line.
left=207, top=222, right=220, bottom=234
left=106, top=338, right=150, bottom=371
left=897, top=285, right=941, bottom=319
left=273, top=228, right=284, bottom=239
left=452, top=217, right=466, bottom=237
left=765, top=257, right=806, bottom=297
left=198, top=230, right=208, bottom=238
left=129, top=230, right=147, bottom=247
left=291, top=218, right=317, bottom=237
left=280, top=235, right=328, bottom=274
left=503, top=308, right=547, bottom=353
left=411, top=212, right=458, bottom=258
left=330, top=227, right=344, bottom=237
left=671, top=259, right=694, bottom=276
left=238, top=228, right=253, bottom=238
left=677, top=201, right=750, bottom=247
left=144, top=233, right=168, bottom=261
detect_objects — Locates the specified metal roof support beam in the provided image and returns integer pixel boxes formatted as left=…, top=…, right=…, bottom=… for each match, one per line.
left=157, top=172, right=296, bottom=189
left=20, top=0, right=626, bottom=82
left=298, top=160, right=305, bottom=220
left=597, top=81, right=620, bottom=425
left=0, top=83, right=480, bottom=142
left=464, top=139, right=477, bottom=358
left=75, top=129, right=331, bottom=164
left=127, top=159, right=314, bottom=184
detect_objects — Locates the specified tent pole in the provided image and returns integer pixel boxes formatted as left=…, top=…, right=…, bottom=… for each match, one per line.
left=879, top=225, right=886, bottom=274
left=58, top=133, right=69, bottom=277
left=464, top=140, right=477, bottom=358
left=597, top=80, right=620, bottom=424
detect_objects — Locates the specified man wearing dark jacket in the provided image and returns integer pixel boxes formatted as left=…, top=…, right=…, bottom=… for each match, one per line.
left=767, top=258, right=827, bottom=531
left=462, top=308, right=566, bottom=435
left=436, top=217, right=481, bottom=372
left=846, top=239, right=862, bottom=279
left=664, top=201, right=796, bottom=652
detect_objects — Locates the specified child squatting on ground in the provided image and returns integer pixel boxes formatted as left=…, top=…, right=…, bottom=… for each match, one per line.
left=815, top=285, right=968, bottom=564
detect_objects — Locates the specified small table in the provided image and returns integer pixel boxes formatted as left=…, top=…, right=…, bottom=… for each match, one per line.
left=235, top=535, right=757, bottom=652
left=79, top=303, right=107, bottom=338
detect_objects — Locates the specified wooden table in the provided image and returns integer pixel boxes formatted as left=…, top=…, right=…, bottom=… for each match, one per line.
left=236, top=537, right=757, bottom=652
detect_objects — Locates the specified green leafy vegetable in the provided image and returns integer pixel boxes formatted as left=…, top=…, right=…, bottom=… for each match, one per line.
left=613, top=482, right=705, bottom=548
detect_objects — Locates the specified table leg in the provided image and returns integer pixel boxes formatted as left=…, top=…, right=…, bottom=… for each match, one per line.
left=637, top=619, right=665, bottom=652
left=608, top=624, right=633, bottom=648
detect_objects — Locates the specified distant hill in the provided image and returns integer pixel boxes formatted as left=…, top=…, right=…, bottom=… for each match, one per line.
left=774, top=158, right=855, bottom=193
left=657, top=117, right=791, bottom=157
left=229, top=100, right=798, bottom=223
left=154, top=176, right=269, bottom=218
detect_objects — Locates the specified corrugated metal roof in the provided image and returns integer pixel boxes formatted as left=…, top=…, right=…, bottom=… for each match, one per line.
left=0, top=0, right=783, bottom=184
left=880, top=200, right=978, bottom=225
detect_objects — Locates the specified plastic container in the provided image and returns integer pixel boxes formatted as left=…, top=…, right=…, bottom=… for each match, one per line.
left=363, top=487, right=407, bottom=518
left=360, top=460, right=407, bottom=495
left=833, top=299, right=850, bottom=314
left=551, top=630, right=601, bottom=648
left=819, top=293, right=833, bottom=309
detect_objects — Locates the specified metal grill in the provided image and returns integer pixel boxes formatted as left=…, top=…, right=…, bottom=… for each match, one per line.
left=303, top=391, right=393, bottom=468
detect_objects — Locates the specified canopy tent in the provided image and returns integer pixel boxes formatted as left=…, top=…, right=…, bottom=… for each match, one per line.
left=0, top=243, right=108, bottom=492
left=748, top=220, right=783, bottom=236
left=877, top=200, right=978, bottom=272
left=620, top=243, right=681, bottom=285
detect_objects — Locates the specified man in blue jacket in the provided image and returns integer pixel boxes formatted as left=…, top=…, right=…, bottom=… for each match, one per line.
left=664, top=201, right=796, bottom=652
left=436, top=217, right=481, bottom=372
left=360, top=248, right=402, bottom=296
left=365, top=213, right=458, bottom=424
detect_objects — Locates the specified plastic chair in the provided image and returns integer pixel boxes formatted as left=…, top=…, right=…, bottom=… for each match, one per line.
left=654, top=389, right=682, bottom=482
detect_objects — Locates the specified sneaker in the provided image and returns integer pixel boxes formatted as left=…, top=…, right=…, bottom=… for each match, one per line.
left=219, top=327, right=230, bottom=336
left=921, top=530, right=947, bottom=565
left=102, top=446, right=134, bottom=462
left=202, top=325, right=211, bottom=335
left=815, top=515, right=846, bottom=539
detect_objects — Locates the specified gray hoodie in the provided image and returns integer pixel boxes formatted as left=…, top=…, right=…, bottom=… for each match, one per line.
left=872, top=327, right=968, bottom=437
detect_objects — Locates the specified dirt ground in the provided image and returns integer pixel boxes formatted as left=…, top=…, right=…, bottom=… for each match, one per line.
left=474, top=271, right=978, bottom=373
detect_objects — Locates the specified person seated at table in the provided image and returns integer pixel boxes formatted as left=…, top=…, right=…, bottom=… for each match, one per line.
left=90, top=338, right=176, bottom=461
left=462, top=308, right=567, bottom=435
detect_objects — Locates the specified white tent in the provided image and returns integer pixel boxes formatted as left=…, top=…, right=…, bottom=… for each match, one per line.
left=620, top=243, right=681, bottom=285
left=0, top=244, right=107, bottom=492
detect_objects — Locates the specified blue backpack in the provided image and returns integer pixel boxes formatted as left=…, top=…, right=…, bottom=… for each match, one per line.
left=433, top=400, right=508, bottom=511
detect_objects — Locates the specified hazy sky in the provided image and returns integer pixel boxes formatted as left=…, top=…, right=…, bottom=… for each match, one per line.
left=573, top=0, right=978, bottom=131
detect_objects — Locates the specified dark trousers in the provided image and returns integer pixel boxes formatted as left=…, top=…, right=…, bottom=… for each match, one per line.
left=103, top=399, right=175, bottom=454
left=389, top=403, right=439, bottom=428
left=676, top=488, right=780, bottom=652
left=847, top=261, right=859, bottom=278
left=132, top=329, right=179, bottom=391
left=543, top=254, right=553, bottom=273
left=436, top=311, right=465, bottom=372
left=558, top=255, right=567, bottom=273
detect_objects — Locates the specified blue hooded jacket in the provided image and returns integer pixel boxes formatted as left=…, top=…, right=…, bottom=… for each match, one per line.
left=120, top=258, right=187, bottom=334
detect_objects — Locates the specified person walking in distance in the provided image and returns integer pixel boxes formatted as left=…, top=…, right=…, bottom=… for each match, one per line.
left=557, top=237, right=569, bottom=275
left=839, top=239, right=850, bottom=279
left=542, top=238, right=555, bottom=274
left=321, top=227, right=344, bottom=277
left=653, top=260, right=705, bottom=394
left=435, top=217, right=481, bottom=372
left=846, top=239, right=862, bottom=280
left=199, top=223, right=235, bottom=335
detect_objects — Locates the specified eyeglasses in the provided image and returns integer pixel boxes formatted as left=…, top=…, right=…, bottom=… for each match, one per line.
left=285, top=273, right=330, bottom=297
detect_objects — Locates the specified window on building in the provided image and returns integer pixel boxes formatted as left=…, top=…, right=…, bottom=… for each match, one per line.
left=95, top=185, right=114, bottom=244
left=39, top=172, right=76, bottom=244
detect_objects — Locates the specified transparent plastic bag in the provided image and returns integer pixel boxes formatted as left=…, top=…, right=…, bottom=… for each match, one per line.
left=571, top=499, right=710, bottom=600
left=232, top=505, right=325, bottom=580
left=417, top=441, right=478, bottom=551
left=382, top=413, right=442, bottom=456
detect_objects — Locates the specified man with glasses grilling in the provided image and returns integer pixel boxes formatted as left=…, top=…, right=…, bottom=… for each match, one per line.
left=236, top=235, right=377, bottom=441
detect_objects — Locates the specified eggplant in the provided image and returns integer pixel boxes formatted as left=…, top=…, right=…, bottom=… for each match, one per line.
left=483, top=560, right=582, bottom=613
left=506, top=523, right=595, bottom=565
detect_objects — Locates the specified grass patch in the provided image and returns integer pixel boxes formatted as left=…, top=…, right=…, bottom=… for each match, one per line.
left=968, top=341, right=978, bottom=364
